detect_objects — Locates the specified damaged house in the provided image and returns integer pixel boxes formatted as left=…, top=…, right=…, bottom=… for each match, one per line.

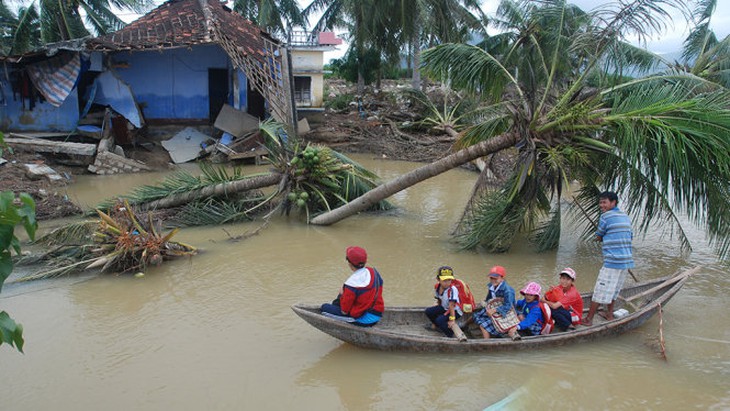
left=0, top=0, right=296, bottom=173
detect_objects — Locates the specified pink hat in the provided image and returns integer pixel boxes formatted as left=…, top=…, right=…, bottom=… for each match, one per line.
left=560, top=267, right=576, bottom=280
left=520, top=282, right=542, bottom=296
left=346, top=246, right=367, bottom=266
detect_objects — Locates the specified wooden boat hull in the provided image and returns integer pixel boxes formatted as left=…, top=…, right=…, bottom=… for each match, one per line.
left=292, top=268, right=696, bottom=352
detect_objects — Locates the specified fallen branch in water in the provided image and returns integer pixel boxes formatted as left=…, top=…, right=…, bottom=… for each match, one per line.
left=14, top=200, right=197, bottom=281
left=658, top=302, right=667, bottom=361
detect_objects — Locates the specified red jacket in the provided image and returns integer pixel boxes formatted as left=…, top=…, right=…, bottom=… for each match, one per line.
left=561, top=285, right=583, bottom=323
left=340, top=267, right=384, bottom=318
left=545, top=284, right=583, bottom=323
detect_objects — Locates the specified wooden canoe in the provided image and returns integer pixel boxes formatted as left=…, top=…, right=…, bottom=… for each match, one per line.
left=291, top=267, right=697, bottom=352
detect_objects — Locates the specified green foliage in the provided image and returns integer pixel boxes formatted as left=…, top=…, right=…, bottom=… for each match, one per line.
left=2, top=0, right=147, bottom=55
left=96, top=162, right=253, bottom=210
left=0, top=189, right=37, bottom=353
left=455, top=189, right=525, bottom=252
left=400, top=88, right=479, bottom=132
left=174, top=196, right=262, bottom=226
left=19, top=200, right=197, bottom=282
left=328, top=48, right=384, bottom=85
left=0, top=311, right=23, bottom=353
left=259, top=120, right=391, bottom=219
left=0, top=131, right=8, bottom=157
left=423, top=0, right=730, bottom=259
left=232, top=0, right=305, bottom=36
left=324, top=93, right=354, bottom=111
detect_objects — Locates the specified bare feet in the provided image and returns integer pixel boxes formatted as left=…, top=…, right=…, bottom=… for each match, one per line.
left=581, top=318, right=593, bottom=326
left=480, top=327, right=491, bottom=339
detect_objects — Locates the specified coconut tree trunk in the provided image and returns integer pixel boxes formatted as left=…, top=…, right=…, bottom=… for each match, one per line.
left=310, top=132, right=519, bottom=226
left=141, top=172, right=284, bottom=210
left=412, top=38, right=422, bottom=90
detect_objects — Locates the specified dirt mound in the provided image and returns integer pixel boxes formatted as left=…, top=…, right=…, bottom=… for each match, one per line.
left=0, top=151, right=82, bottom=220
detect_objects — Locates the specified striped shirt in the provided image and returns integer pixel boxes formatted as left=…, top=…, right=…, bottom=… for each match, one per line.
left=596, top=206, right=635, bottom=269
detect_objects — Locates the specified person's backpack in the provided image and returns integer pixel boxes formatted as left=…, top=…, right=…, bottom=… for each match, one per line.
left=538, top=302, right=555, bottom=335
left=434, top=279, right=477, bottom=313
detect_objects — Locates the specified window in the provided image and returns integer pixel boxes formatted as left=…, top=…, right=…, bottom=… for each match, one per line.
left=294, top=76, right=312, bottom=106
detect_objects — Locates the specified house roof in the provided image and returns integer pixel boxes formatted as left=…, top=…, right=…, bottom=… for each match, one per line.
left=87, top=0, right=276, bottom=63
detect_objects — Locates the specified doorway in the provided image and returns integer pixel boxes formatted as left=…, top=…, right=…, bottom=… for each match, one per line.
left=208, top=68, right=229, bottom=123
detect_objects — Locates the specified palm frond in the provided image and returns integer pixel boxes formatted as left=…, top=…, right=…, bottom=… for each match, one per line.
left=455, top=188, right=525, bottom=252
left=530, top=203, right=562, bottom=252
left=33, top=220, right=98, bottom=246
left=173, top=197, right=260, bottom=226
left=591, top=0, right=689, bottom=47
left=96, top=164, right=253, bottom=209
left=421, top=43, right=520, bottom=101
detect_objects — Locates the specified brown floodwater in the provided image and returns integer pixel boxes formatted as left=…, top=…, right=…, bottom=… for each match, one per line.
left=1, top=155, right=729, bottom=410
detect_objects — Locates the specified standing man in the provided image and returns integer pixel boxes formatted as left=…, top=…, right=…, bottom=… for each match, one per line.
left=320, top=246, right=384, bottom=326
left=582, top=191, right=634, bottom=326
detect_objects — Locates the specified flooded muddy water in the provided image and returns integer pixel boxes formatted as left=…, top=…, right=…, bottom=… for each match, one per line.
left=2, top=155, right=729, bottom=410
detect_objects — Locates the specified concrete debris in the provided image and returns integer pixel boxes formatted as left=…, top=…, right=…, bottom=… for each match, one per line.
left=4, top=137, right=97, bottom=157
left=214, top=104, right=259, bottom=137
left=161, top=127, right=210, bottom=164
left=87, top=151, right=151, bottom=174
left=24, top=163, right=64, bottom=182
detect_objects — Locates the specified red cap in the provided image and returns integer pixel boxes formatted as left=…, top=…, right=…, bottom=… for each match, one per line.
left=489, top=265, right=506, bottom=277
left=346, top=246, right=367, bottom=266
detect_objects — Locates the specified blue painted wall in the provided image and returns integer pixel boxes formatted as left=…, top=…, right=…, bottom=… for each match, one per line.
left=0, top=75, right=80, bottom=132
left=0, top=44, right=252, bottom=132
left=112, top=44, right=248, bottom=120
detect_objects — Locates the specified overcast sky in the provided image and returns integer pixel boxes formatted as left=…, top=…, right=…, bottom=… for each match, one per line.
left=114, top=0, right=730, bottom=59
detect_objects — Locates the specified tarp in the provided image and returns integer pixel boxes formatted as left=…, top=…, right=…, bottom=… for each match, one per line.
left=92, top=71, right=143, bottom=128
left=26, top=53, right=81, bottom=107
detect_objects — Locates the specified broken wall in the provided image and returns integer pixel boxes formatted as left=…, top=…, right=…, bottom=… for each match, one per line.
left=110, top=44, right=249, bottom=122
left=0, top=71, right=80, bottom=132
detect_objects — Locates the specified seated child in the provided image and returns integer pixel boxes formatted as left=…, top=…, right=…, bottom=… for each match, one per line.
left=542, top=267, right=583, bottom=331
left=515, top=282, right=545, bottom=336
left=424, top=266, right=462, bottom=338
left=472, top=265, right=521, bottom=340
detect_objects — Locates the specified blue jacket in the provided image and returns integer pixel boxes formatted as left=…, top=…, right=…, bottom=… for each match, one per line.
left=515, top=299, right=543, bottom=331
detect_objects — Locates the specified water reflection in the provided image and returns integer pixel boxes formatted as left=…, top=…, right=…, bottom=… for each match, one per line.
left=2, top=155, right=729, bottom=410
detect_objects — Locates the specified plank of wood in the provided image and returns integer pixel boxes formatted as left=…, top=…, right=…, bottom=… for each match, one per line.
left=4, top=138, right=96, bottom=156
left=227, top=147, right=267, bottom=160
left=7, top=132, right=70, bottom=139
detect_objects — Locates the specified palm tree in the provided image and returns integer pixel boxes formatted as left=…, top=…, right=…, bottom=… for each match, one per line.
left=673, top=0, right=729, bottom=88
left=311, top=0, right=730, bottom=262
left=303, top=0, right=401, bottom=94
left=232, top=0, right=305, bottom=36
left=3, top=0, right=148, bottom=55
left=0, top=0, right=41, bottom=56
left=399, top=0, right=485, bottom=89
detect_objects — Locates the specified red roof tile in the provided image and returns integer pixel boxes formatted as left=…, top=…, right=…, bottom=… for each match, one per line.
left=88, top=0, right=276, bottom=61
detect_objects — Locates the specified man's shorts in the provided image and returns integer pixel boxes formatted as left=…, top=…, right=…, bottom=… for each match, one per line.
left=592, top=267, right=629, bottom=304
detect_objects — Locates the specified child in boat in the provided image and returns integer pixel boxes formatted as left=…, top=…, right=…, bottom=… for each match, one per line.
left=514, top=282, right=545, bottom=337
left=472, top=265, right=521, bottom=340
left=424, top=266, right=462, bottom=338
left=542, top=267, right=583, bottom=330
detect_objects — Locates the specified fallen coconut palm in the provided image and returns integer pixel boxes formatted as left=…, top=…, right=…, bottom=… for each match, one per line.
left=97, top=120, right=390, bottom=225
left=14, top=200, right=197, bottom=281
